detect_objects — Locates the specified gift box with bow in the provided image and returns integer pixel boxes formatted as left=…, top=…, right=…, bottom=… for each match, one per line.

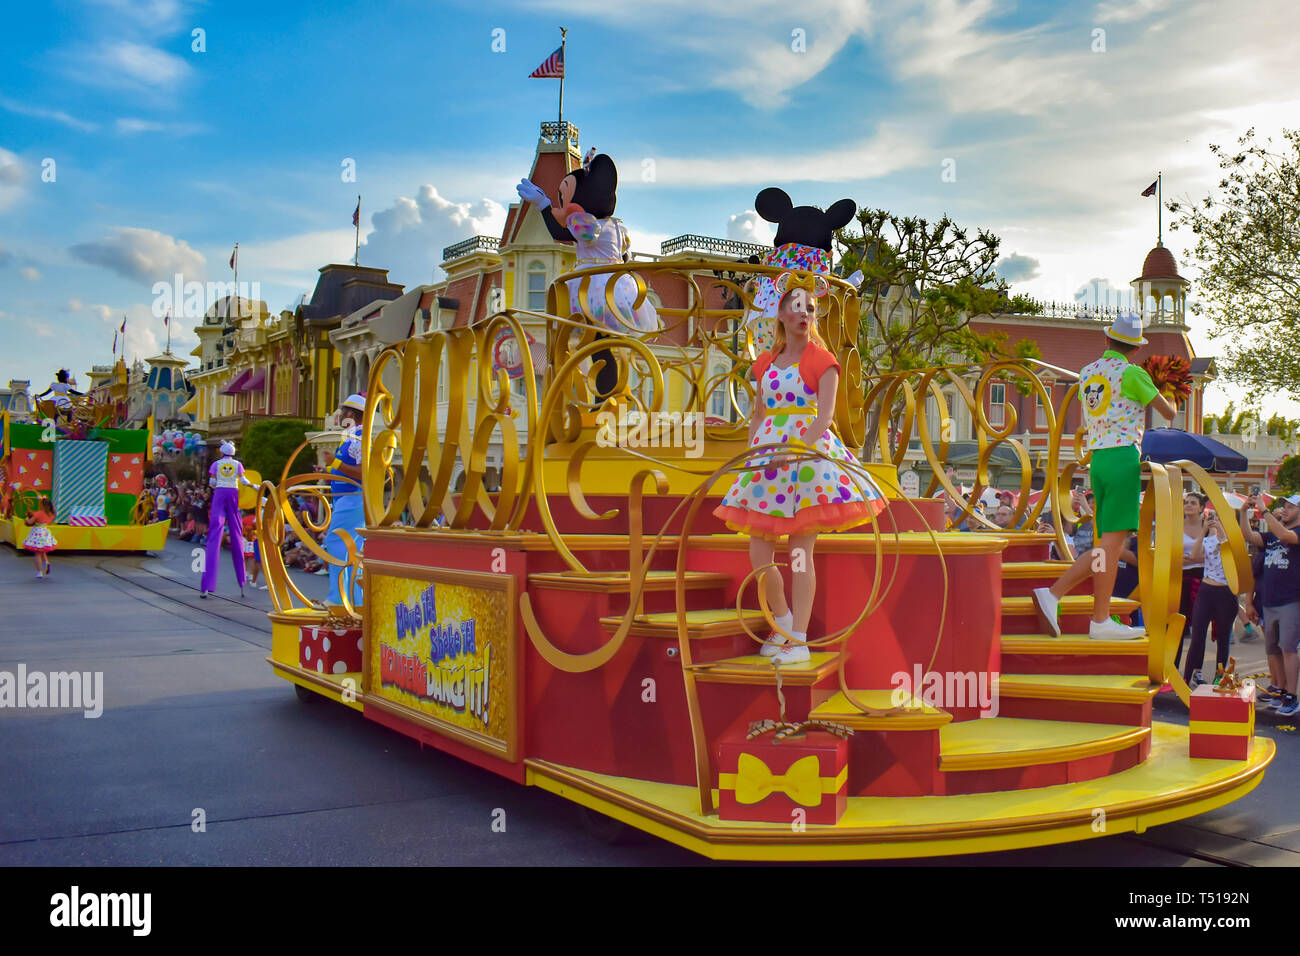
left=717, top=732, right=848, bottom=825
left=300, top=625, right=363, bottom=675
left=1189, top=683, right=1255, bottom=760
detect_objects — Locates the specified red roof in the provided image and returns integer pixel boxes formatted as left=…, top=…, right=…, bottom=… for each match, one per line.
left=1137, top=244, right=1182, bottom=281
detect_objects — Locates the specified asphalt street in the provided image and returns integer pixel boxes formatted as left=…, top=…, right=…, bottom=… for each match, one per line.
left=1, top=535, right=1298, bottom=866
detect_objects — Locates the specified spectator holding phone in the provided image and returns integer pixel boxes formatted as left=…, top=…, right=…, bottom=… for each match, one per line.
left=1183, top=507, right=1235, bottom=687
left=1241, top=494, right=1300, bottom=716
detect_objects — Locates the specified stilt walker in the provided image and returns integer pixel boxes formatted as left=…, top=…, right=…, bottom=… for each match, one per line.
left=202, top=440, right=256, bottom=597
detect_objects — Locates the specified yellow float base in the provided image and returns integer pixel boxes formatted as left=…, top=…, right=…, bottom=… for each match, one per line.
left=540, top=435, right=901, bottom=497
left=525, top=723, right=1274, bottom=861
left=0, top=516, right=170, bottom=552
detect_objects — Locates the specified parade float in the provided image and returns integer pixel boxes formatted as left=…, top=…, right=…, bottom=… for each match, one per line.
left=0, top=369, right=169, bottom=553
left=255, top=222, right=1273, bottom=861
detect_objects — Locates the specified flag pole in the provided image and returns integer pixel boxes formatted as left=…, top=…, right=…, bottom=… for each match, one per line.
left=558, top=27, right=567, bottom=128
left=233, top=242, right=239, bottom=317
left=355, top=195, right=361, bottom=267
left=1157, top=171, right=1162, bottom=246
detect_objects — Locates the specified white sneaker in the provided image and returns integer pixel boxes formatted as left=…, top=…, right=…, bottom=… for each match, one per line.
left=771, top=632, right=811, bottom=665
left=1032, top=587, right=1061, bottom=638
left=759, top=612, right=795, bottom=657
left=1089, top=618, right=1144, bottom=641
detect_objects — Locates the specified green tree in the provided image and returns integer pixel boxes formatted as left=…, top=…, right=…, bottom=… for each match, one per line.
left=241, top=419, right=318, bottom=483
left=834, top=210, right=1043, bottom=455
left=1274, top=455, right=1300, bottom=495
left=1168, top=127, right=1300, bottom=399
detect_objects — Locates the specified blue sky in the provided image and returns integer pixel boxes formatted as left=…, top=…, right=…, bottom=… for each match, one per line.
left=2, top=0, right=1298, bottom=413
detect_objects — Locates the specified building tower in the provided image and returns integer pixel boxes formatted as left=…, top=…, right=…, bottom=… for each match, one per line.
left=1130, top=241, right=1190, bottom=331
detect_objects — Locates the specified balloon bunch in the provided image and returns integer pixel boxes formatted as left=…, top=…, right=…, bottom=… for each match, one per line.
left=153, top=429, right=205, bottom=456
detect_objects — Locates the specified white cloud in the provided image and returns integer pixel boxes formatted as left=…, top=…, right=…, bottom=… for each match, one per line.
left=625, top=227, right=672, bottom=258
left=633, top=122, right=931, bottom=186
left=0, top=98, right=98, bottom=132
left=20, top=266, right=40, bottom=281
left=522, top=0, right=875, bottom=107
left=115, top=117, right=207, bottom=136
left=0, top=147, right=24, bottom=211
left=66, top=41, right=191, bottom=100
left=727, top=210, right=775, bottom=246
left=68, top=299, right=115, bottom=322
left=1094, top=0, right=1175, bottom=24
left=70, top=227, right=206, bottom=283
left=362, top=186, right=508, bottom=286
left=84, top=0, right=188, bottom=31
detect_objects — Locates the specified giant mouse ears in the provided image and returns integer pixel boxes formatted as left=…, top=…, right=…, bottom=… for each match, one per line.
left=826, top=198, right=857, bottom=230
left=573, top=153, right=618, bottom=219
left=755, top=187, right=793, bottom=224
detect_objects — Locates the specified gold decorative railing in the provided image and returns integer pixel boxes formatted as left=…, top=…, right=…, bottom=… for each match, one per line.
left=248, top=254, right=1263, bottom=814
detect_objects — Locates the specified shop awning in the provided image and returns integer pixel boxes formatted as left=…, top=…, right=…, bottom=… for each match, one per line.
left=177, top=392, right=199, bottom=416
left=240, top=369, right=266, bottom=392
left=220, top=369, right=252, bottom=395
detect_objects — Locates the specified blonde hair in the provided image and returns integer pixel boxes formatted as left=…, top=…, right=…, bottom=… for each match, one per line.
left=772, top=287, right=828, bottom=355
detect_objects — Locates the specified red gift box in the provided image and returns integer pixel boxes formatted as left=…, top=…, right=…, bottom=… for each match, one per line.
left=717, top=732, right=848, bottom=825
left=299, top=625, right=363, bottom=675
left=1189, top=683, right=1255, bottom=760
left=13, top=449, right=53, bottom=491
left=106, top=452, right=144, bottom=495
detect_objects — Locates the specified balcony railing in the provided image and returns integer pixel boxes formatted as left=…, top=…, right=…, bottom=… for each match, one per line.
left=539, top=120, right=579, bottom=144
left=442, top=235, right=501, bottom=262
left=1016, top=298, right=1185, bottom=327
left=659, top=234, right=770, bottom=259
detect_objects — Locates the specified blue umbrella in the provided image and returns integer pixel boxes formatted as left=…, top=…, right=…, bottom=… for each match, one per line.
left=1141, top=428, right=1248, bottom=472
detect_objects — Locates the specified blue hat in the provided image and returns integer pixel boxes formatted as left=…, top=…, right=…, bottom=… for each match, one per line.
left=1106, top=310, right=1147, bottom=346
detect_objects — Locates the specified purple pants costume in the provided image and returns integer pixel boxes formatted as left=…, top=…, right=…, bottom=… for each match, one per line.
left=202, top=486, right=246, bottom=593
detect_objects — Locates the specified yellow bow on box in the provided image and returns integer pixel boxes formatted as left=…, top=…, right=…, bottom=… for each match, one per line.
left=733, top=753, right=824, bottom=807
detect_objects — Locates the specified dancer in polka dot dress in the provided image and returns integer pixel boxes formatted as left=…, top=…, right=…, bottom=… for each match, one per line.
left=714, top=272, right=887, bottom=664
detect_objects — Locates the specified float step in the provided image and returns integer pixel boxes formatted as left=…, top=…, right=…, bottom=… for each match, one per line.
left=530, top=569, right=730, bottom=593
left=994, top=674, right=1158, bottom=725
left=998, top=673, right=1156, bottom=704
left=1001, top=594, right=1140, bottom=617
left=1001, top=634, right=1150, bottom=675
left=999, top=560, right=1088, bottom=597
left=597, top=608, right=767, bottom=640
left=939, top=717, right=1149, bottom=772
left=690, top=651, right=840, bottom=686
left=809, top=690, right=952, bottom=729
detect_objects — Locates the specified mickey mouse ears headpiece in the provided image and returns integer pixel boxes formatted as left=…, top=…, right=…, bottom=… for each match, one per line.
left=774, top=270, right=830, bottom=299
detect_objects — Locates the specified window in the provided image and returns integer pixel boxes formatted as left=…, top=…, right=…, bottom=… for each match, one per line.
left=1036, top=391, right=1049, bottom=429
left=527, top=262, right=547, bottom=310
left=437, top=363, right=448, bottom=403
left=710, top=364, right=728, bottom=418
left=989, top=383, right=1005, bottom=427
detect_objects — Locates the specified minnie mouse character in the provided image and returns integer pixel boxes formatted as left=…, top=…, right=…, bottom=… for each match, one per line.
left=37, top=369, right=83, bottom=411
left=517, top=150, right=659, bottom=397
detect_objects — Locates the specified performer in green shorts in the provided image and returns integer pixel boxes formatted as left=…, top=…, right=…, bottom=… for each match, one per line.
left=1033, top=311, right=1177, bottom=640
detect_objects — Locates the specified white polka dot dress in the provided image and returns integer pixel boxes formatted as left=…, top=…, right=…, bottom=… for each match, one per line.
left=714, top=362, right=887, bottom=540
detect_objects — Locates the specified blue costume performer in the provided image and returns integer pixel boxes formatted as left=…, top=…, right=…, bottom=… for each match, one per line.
left=325, top=393, right=367, bottom=606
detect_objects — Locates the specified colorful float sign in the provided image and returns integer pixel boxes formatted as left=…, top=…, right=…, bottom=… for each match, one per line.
left=365, top=564, right=516, bottom=760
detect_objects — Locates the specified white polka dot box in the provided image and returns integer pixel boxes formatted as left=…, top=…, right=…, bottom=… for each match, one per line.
left=299, top=625, right=364, bottom=675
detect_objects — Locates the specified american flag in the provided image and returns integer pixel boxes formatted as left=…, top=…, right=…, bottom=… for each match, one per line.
left=352, top=198, right=360, bottom=227
left=229, top=245, right=237, bottom=269
left=1141, top=179, right=1158, bottom=197
left=529, top=45, right=564, bottom=78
